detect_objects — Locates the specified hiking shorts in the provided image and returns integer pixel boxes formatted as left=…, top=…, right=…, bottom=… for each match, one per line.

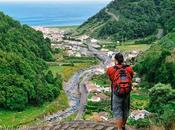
left=112, top=93, right=130, bottom=120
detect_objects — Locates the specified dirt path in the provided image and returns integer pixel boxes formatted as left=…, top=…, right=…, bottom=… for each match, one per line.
left=156, top=28, right=164, bottom=39
left=105, top=9, right=119, bottom=21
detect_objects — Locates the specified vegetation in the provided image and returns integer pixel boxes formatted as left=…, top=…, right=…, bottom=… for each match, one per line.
left=49, top=56, right=98, bottom=81
left=91, top=74, right=110, bottom=87
left=62, top=111, right=78, bottom=122
left=84, top=100, right=112, bottom=120
left=0, top=12, right=64, bottom=111
left=116, top=44, right=151, bottom=52
left=134, top=32, right=175, bottom=128
left=135, top=32, right=175, bottom=88
left=78, top=0, right=175, bottom=41
left=0, top=91, right=68, bottom=127
left=148, top=83, right=175, bottom=129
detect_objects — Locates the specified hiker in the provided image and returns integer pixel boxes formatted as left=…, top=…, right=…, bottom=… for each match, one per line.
left=106, top=53, right=134, bottom=130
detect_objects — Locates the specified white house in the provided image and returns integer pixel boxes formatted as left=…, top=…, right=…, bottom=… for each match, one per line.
left=91, top=39, right=98, bottom=43
left=135, top=78, right=141, bottom=83
left=130, top=110, right=150, bottom=120
left=102, top=87, right=111, bottom=92
left=88, top=96, right=101, bottom=102
left=79, top=35, right=90, bottom=41
left=75, top=52, right=81, bottom=57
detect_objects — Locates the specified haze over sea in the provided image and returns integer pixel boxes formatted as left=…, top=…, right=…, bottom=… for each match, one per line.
left=0, top=2, right=108, bottom=26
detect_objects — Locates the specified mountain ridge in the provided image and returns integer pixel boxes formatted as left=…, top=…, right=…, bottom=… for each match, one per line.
left=78, top=0, right=175, bottom=41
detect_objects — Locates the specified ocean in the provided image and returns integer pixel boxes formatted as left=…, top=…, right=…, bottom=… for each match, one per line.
left=0, top=2, right=108, bottom=27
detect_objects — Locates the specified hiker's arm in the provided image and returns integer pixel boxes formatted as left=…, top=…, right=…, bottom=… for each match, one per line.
left=106, top=67, right=113, bottom=81
left=129, top=67, right=134, bottom=79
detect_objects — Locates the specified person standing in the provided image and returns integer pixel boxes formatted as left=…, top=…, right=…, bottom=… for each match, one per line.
left=107, top=53, right=134, bottom=130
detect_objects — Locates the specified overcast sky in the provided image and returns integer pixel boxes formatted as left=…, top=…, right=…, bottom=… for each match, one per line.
left=0, top=0, right=112, bottom=3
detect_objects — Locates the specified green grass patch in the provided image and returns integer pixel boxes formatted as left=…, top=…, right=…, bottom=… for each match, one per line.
left=91, top=74, right=110, bottom=87
left=117, top=44, right=151, bottom=52
left=0, top=91, right=69, bottom=128
left=130, top=88, right=149, bottom=110
left=62, top=111, right=78, bottom=122
left=49, top=63, right=94, bottom=81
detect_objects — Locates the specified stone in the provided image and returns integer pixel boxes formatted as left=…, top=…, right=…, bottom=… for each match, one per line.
left=52, top=124, right=62, bottom=130
left=135, top=78, right=141, bottom=83
left=105, top=126, right=116, bottom=130
left=61, top=124, right=70, bottom=129
left=95, top=125, right=105, bottom=130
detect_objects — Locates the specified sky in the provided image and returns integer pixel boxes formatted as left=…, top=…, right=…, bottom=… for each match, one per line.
left=0, top=0, right=112, bottom=3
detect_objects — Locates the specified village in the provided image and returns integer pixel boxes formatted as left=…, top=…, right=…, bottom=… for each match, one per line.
left=33, top=27, right=141, bottom=61
left=33, top=26, right=150, bottom=123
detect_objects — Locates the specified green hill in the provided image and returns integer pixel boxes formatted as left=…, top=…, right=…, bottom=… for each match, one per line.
left=78, top=0, right=175, bottom=41
left=134, top=31, right=175, bottom=129
left=0, top=12, right=62, bottom=111
left=135, top=31, right=175, bottom=88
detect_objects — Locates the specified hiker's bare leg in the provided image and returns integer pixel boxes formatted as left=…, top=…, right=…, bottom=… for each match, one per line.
left=122, top=119, right=127, bottom=127
left=116, top=119, right=123, bottom=130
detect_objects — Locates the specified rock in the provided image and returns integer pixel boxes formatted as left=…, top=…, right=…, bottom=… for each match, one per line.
left=132, top=82, right=139, bottom=87
left=135, top=78, right=141, bottom=83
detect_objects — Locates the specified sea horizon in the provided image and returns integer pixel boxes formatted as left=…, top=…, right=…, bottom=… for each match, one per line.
left=0, top=2, right=109, bottom=27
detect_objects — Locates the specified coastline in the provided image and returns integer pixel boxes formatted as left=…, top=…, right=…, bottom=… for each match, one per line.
left=31, top=25, right=79, bottom=30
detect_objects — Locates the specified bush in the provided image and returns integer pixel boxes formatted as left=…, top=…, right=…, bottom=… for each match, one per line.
left=135, top=36, right=157, bottom=44
left=128, top=118, right=150, bottom=128
left=5, top=86, right=28, bottom=111
left=148, top=83, right=175, bottom=126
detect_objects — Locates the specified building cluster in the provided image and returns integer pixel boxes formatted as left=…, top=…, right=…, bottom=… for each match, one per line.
left=51, top=40, right=92, bottom=57
left=85, top=81, right=111, bottom=121
left=33, top=28, right=102, bottom=57
left=86, top=82, right=111, bottom=103
left=50, top=34, right=100, bottom=57
left=33, top=27, right=67, bottom=42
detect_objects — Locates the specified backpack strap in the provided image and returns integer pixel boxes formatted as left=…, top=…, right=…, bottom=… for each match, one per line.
left=113, top=65, right=119, bottom=71
left=114, top=64, right=129, bottom=70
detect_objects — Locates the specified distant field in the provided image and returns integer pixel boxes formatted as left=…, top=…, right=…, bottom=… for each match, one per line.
left=49, top=63, right=95, bottom=81
left=116, top=44, right=151, bottom=52
left=0, top=91, right=69, bottom=127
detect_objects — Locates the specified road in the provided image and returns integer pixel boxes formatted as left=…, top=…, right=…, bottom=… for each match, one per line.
left=105, top=9, right=119, bottom=21
left=43, top=42, right=111, bottom=123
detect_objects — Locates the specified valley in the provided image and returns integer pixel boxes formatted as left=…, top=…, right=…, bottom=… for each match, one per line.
left=0, top=0, right=175, bottom=129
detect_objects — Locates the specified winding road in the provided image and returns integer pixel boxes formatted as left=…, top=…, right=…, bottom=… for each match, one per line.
left=105, top=9, right=119, bottom=21
left=43, top=42, right=111, bottom=124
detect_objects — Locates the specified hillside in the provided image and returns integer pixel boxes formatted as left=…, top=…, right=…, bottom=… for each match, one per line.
left=134, top=31, right=175, bottom=129
left=0, top=12, right=62, bottom=111
left=135, top=31, right=175, bottom=88
left=78, top=0, right=175, bottom=41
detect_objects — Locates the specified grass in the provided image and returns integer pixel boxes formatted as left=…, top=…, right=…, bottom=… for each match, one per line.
left=91, top=74, right=110, bottom=87
left=62, top=111, right=78, bottom=122
left=0, top=56, right=96, bottom=127
left=0, top=91, right=69, bottom=128
left=49, top=63, right=97, bottom=81
left=116, top=44, right=151, bottom=52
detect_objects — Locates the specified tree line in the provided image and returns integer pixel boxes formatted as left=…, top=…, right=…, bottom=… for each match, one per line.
left=0, top=12, right=62, bottom=111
